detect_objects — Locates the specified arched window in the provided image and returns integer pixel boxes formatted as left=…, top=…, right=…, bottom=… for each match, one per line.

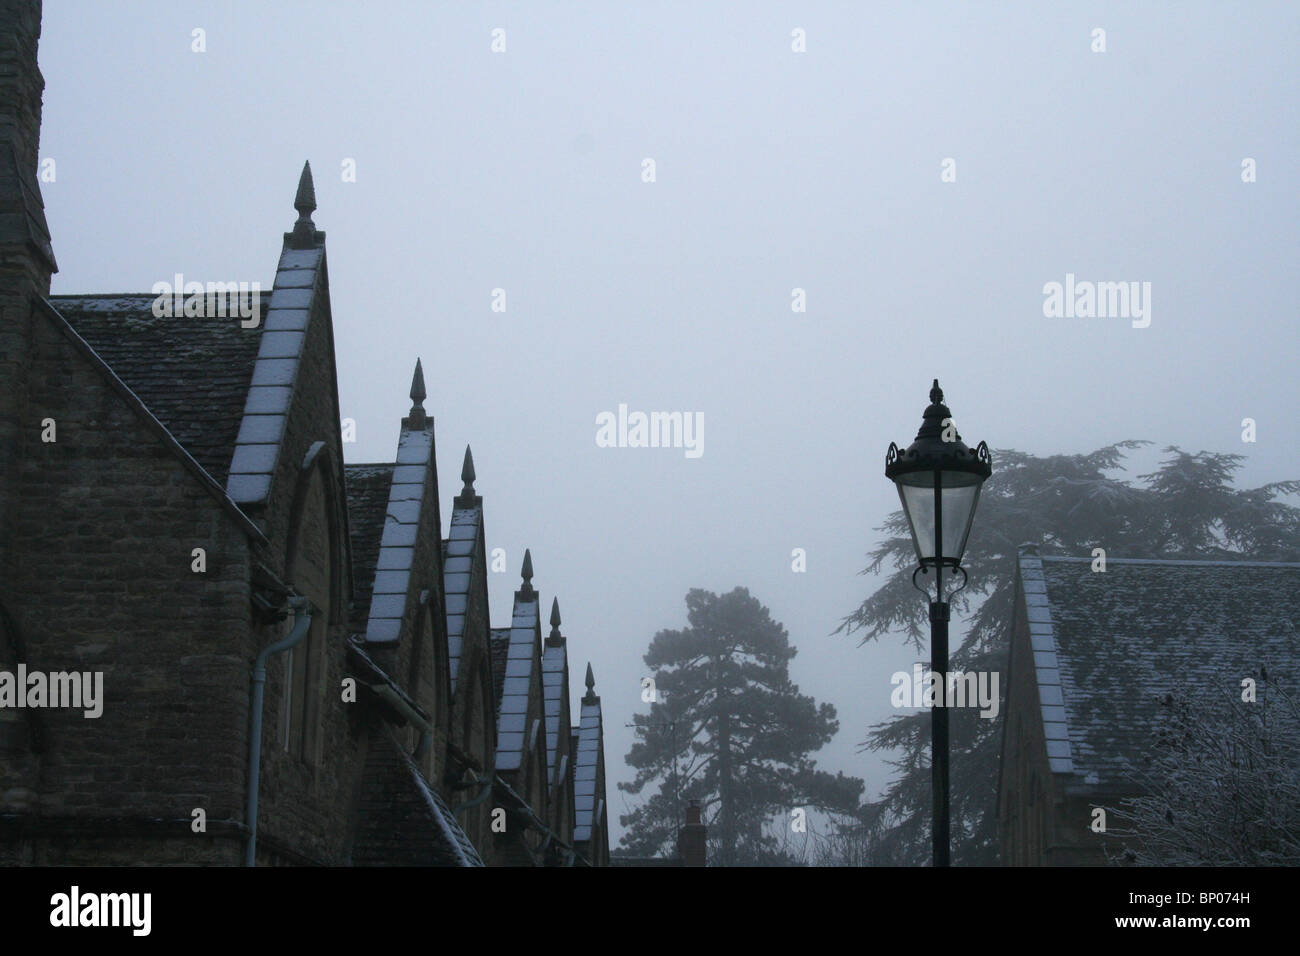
left=281, top=453, right=336, bottom=766
left=280, top=613, right=324, bottom=762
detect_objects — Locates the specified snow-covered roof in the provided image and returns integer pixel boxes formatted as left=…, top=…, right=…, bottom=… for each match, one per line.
left=573, top=691, right=604, bottom=842
left=1019, top=550, right=1300, bottom=790
left=226, top=245, right=323, bottom=504
left=495, top=593, right=541, bottom=772
left=541, top=639, right=569, bottom=787
left=444, top=502, right=481, bottom=693
left=364, top=427, right=432, bottom=644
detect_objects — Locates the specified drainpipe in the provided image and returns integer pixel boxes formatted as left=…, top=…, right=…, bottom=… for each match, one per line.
left=245, top=596, right=312, bottom=867
left=453, top=773, right=496, bottom=816
left=365, top=681, right=434, bottom=759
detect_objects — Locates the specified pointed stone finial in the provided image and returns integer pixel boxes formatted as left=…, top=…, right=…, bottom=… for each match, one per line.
left=410, top=358, right=426, bottom=408
left=549, top=597, right=562, bottom=638
left=520, top=548, right=534, bottom=592
left=584, top=662, right=597, bottom=699
left=295, top=161, right=316, bottom=220
left=404, top=358, right=427, bottom=427
left=289, top=161, right=320, bottom=248
left=460, top=445, right=476, bottom=496
left=930, top=378, right=943, bottom=405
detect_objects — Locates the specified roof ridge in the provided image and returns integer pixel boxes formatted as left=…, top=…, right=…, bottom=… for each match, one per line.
left=50, top=292, right=164, bottom=298
left=1039, top=555, right=1300, bottom=568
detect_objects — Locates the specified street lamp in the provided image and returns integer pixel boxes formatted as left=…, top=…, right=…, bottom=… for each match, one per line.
left=885, top=379, right=991, bottom=867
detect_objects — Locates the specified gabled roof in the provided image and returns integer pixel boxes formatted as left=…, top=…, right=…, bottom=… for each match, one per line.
left=344, top=463, right=394, bottom=634
left=444, top=448, right=482, bottom=694
left=496, top=570, right=541, bottom=772
left=50, top=294, right=262, bottom=485
left=443, top=509, right=479, bottom=689
left=574, top=667, right=604, bottom=843
left=363, top=430, right=432, bottom=644
left=541, top=599, right=570, bottom=787
left=1017, top=548, right=1300, bottom=790
left=226, top=244, right=325, bottom=504
left=362, top=363, right=435, bottom=646
left=227, top=162, right=331, bottom=506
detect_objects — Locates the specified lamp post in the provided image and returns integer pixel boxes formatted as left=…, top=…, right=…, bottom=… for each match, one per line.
left=886, top=379, right=991, bottom=867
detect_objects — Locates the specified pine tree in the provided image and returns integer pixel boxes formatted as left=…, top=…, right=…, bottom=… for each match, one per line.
left=619, top=586, right=864, bottom=865
left=837, top=443, right=1300, bottom=865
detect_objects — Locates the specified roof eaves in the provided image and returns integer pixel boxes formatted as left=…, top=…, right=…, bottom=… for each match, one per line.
left=346, top=638, right=429, bottom=721
left=400, top=747, right=483, bottom=867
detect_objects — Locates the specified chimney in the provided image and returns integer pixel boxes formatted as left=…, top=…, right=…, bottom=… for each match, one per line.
left=677, top=800, right=707, bottom=867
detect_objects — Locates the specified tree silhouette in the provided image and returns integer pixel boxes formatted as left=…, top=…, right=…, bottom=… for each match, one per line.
left=620, top=587, right=863, bottom=865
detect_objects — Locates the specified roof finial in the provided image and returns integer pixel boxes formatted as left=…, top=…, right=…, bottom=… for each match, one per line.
left=584, top=662, right=597, bottom=698
left=295, top=161, right=316, bottom=219
left=520, top=548, right=534, bottom=593
left=289, top=161, right=320, bottom=248
left=930, top=378, right=943, bottom=405
left=549, top=597, right=562, bottom=638
left=403, top=358, right=427, bottom=427
left=460, top=445, right=476, bottom=496
left=410, top=358, right=426, bottom=408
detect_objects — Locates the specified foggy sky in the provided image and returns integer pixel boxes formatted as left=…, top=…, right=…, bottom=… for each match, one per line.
left=38, top=1, right=1299, bottom=846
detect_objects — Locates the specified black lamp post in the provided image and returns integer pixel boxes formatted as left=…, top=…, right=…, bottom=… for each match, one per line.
left=886, top=379, right=991, bottom=867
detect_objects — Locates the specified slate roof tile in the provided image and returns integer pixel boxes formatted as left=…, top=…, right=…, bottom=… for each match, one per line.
left=1024, top=553, right=1300, bottom=790
left=573, top=697, right=604, bottom=841
left=51, top=294, right=263, bottom=484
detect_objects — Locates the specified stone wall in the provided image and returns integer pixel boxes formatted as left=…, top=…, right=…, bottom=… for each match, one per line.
left=0, top=306, right=253, bottom=864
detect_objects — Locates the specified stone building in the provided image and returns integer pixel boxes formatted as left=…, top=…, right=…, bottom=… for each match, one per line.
left=0, top=0, right=609, bottom=866
left=997, top=545, right=1300, bottom=866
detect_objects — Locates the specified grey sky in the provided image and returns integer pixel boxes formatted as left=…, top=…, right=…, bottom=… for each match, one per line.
left=39, top=1, right=1299, bottom=845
